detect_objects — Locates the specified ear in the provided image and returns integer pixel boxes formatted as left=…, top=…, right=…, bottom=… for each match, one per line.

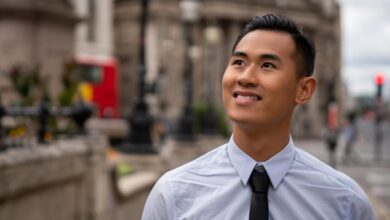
left=295, top=76, right=316, bottom=105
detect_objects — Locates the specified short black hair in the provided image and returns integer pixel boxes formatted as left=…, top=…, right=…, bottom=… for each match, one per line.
left=232, top=14, right=316, bottom=77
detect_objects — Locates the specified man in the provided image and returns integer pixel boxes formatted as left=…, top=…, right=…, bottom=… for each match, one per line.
left=142, top=14, right=375, bottom=220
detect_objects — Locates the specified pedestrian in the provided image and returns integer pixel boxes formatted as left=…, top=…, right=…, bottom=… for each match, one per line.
left=325, top=101, right=339, bottom=168
left=324, top=126, right=338, bottom=167
left=343, top=111, right=359, bottom=164
left=141, top=14, right=375, bottom=220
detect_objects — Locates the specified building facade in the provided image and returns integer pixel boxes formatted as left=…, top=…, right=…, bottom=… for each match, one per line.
left=72, top=0, right=114, bottom=61
left=0, top=0, right=78, bottom=104
left=114, top=0, right=341, bottom=138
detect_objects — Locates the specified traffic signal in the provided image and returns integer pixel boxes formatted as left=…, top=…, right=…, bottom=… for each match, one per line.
left=375, top=73, right=385, bottom=99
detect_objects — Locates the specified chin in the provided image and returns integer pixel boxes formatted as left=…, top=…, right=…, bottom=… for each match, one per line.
left=228, top=112, right=257, bottom=126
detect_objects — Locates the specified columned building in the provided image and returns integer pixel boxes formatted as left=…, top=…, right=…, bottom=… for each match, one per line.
left=72, top=0, right=114, bottom=61
left=0, top=0, right=78, bottom=102
left=114, top=0, right=341, bottom=138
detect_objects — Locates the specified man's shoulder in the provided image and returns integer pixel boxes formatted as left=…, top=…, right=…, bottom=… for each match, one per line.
left=293, top=148, right=372, bottom=207
left=287, top=148, right=375, bottom=219
left=159, top=143, right=229, bottom=183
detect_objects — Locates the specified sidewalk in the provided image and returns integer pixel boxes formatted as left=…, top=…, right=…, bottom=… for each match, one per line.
left=295, top=138, right=390, bottom=220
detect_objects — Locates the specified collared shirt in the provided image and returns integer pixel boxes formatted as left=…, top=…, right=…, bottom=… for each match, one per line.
left=141, top=137, right=375, bottom=220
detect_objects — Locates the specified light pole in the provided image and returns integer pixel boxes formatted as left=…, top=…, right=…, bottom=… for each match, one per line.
left=203, top=25, right=221, bottom=134
left=176, top=0, right=200, bottom=141
left=124, top=0, right=155, bottom=153
left=0, top=96, right=5, bottom=151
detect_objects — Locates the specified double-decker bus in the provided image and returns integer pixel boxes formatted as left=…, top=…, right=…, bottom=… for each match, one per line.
left=76, top=56, right=120, bottom=118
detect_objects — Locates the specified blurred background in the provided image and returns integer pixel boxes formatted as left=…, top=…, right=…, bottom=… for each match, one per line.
left=0, top=0, right=389, bottom=219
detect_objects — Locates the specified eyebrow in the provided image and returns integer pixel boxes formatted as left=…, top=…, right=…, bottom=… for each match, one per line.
left=232, top=51, right=282, bottom=63
left=232, top=51, right=247, bottom=58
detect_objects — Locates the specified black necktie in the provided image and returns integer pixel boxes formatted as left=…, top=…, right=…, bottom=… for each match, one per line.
left=248, top=165, right=270, bottom=220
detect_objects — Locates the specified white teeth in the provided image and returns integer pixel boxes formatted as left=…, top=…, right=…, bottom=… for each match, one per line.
left=237, top=95, right=258, bottom=100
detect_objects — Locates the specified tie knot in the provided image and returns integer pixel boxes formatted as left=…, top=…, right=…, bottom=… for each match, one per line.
left=249, top=165, right=270, bottom=194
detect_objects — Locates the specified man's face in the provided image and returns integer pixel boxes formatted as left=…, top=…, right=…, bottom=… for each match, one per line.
left=222, top=30, right=302, bottom=130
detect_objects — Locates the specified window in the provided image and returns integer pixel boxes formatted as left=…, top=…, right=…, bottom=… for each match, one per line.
left=87, top=0, right=96, bottom=42
left=77, top=64, right=102, bottom=83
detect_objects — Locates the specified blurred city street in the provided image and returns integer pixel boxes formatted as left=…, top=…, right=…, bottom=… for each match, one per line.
left=1, top=0, right=390, bottom=219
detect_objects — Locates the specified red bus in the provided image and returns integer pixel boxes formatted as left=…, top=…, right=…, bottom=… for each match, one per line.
left=76, top=57, right=120, bottom=118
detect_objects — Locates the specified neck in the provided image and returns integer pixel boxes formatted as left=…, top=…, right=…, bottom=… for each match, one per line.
left=232, top=123, right=291, bottom=162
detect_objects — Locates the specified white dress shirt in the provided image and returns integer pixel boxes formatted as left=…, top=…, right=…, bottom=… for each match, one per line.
left=141, top=136, right=375, bottom=220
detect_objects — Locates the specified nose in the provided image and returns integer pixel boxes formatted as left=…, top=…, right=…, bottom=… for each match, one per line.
left=237, top=64, right=258, bottom=87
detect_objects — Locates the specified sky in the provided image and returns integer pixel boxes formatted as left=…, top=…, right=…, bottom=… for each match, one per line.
left=338, top=0, right=390, bottom=99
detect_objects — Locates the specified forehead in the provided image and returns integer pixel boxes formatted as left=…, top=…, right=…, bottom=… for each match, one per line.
left=234, top=30, right=296, bottom=59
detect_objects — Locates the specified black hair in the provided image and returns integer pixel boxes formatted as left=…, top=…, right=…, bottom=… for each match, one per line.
left=232, top=14, right=316, bottom=77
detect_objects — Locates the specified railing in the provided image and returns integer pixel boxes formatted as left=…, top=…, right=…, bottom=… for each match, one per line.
left=0, top=101, right=93, bottom=151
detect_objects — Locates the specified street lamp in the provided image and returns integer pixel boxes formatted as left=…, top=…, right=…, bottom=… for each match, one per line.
left=203, top=25, right=221, bottom=134
left=0, top=96, right=5, bottom=151
left=124, top=0, right=155, bottom=153
left=175, top=0, right=200, bottom=141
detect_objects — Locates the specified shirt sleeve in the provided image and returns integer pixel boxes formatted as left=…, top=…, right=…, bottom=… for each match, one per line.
left=141, top=173, right=175, bottom=220
left=347, top=189, right=376, bottom=220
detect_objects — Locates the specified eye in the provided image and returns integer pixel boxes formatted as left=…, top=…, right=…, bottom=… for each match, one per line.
left=261, top=62, right=276, bottom=69
left=232, top=59, right=245, bottom=67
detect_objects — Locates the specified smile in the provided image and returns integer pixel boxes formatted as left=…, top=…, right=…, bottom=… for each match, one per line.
left=233, top=91, right=262, bottom=102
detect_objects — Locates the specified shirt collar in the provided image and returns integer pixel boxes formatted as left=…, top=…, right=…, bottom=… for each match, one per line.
left=227, top=136, right=296, bottom=189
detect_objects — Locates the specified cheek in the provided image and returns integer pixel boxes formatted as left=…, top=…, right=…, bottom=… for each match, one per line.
left=221, top=72, right=231, bottom=92
left=264, top=78, right=297, bottom=102
left=276, top=83, right=299, bottom=105
left=221, top=73, right=233, bottom=105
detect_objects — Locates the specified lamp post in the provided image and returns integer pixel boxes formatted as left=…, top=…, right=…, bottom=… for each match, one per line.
left=175, top=0, right=200, bottom=141
left=203, top=25, right=221, bottom=134
left=124, top=0, right=155, bottom=153
left=0, top=96, right=5, bottom=151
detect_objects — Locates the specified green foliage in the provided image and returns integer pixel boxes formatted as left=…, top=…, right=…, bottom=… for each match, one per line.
left=214, top=106, right=230, bottom=137
left=193, top=102, right=230, bottom=137
left=58, top=61, right=79, bottom=106
left=115, top=162, right=135, bottom=177
left=193, top=102, right=207, bottom=133
left=6, top=61, right=82, bottom=136
left=8, top=65, right=50, bottom=106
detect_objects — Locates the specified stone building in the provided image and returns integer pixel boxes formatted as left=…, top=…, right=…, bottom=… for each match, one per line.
left=114, top=0, right=341, bottom=138
left=0, top=0, right=78, bottom=103
left=72, top=0, right=114, bottom=61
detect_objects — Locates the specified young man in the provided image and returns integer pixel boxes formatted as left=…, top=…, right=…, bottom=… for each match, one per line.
left=142, top=14, right=375, bottom=220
